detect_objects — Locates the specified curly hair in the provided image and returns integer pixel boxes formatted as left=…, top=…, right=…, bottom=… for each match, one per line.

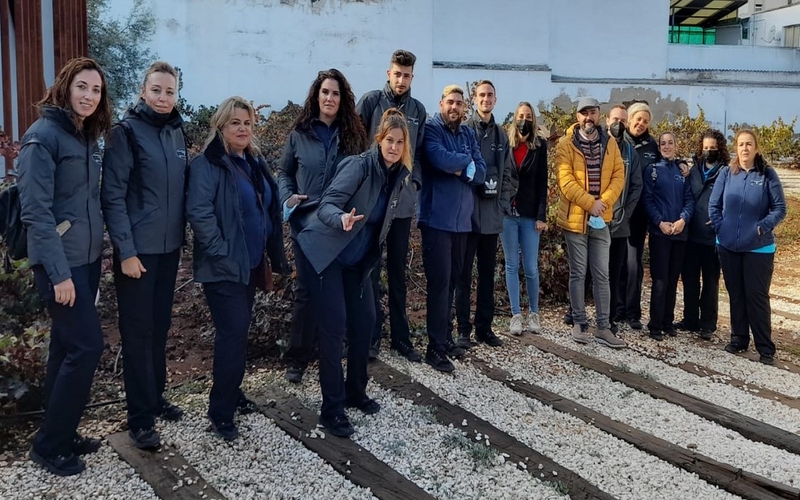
left=292, top=68, right=368, bottom=156
left=693, top=128, right=730, bottom=166
left=37, top=57, right=112, bottom=142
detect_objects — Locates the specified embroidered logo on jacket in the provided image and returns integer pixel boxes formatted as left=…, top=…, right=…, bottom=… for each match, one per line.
left=176, top=148, right=187, bottom=161
left=92, top=151, right=103, bottom=165
left=484, top=178, right=498, bottom=195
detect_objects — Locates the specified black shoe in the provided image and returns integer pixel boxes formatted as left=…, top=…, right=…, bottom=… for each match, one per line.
left=71, top=434, right=101, bottom=456
left=664, top=326, right=677, bottom=337
left=210, top=420, right=239, bottom=441
left=649, top=330, right=664, bottom=342
left=476, top=331, right=503, bottom=347
left=129, top=427, right=161, bottom=449
left=759, top=354, right=775, bottom=365
left=563, top=312, right=574, bottom=326
left=285, top=366, right=304, bottom=384
left=346, top=397, right=381, bottom=415
left=674, top=320, right=698, bottom=332
left=609, top=322, right=619, bottom=335
left=446, top=341, right=466, bottom=358
left=425, top=349, right=455, bottom=373
left=698, top=329, right=713, bottom=340
left=455, top=334, right=472, bottom=349
left=390, top=340, right=422, bottom=363
left=237, top=394, right=258, bottom=415
left=30, top=449, right=85, bottom=476
left=724, top=343, right=748, bottom=354
left=628, top=319, right=643, bottom=330
left=159, top=401, right=184, bottom=421
left=319, top=414, right=354, bottom=437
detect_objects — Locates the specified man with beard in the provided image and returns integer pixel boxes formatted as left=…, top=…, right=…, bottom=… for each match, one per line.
left=606, top=105, right=643, bottom=335
left=418, top=84, right=487, bottom=372
left=454, top=80, right=514, bottom=349
left=555, top=97, right=625, bottom=348
left=357, top=50, right=427, bottom=363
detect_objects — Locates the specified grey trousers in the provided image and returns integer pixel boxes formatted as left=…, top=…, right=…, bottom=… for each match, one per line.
left=564, top=227, right=611, bottom=329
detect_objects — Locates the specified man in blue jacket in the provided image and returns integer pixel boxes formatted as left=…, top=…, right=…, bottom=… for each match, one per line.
left=418, top=84, right=486, bottom=372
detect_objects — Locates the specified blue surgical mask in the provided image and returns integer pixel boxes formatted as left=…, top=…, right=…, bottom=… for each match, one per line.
left=588, top=216, right=606, bottom=229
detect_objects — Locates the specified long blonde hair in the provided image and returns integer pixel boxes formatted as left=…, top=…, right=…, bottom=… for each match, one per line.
left=205, top=96, right=262, bottom=156
left=507, top=101, right=542, bottom=149
left=374, top=108, right=413, bottom=171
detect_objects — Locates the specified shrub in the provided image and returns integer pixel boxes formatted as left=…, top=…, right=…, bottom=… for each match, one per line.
left=652, top=106, right=709, bottom=159
left=728, top=116, right=799, bottom=165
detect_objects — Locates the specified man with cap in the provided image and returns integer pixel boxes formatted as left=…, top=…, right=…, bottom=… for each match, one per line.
left=555, top=97, right=626, bottom=348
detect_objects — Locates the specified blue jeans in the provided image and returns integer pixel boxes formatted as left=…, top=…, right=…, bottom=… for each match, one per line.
left=500, top=216, right=541, bottom=315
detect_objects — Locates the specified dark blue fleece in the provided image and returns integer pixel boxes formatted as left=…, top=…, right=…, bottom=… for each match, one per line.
left=642, top=158, right=695, bottom=241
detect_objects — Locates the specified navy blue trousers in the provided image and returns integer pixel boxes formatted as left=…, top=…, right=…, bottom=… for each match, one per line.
left=284, top=241, right=318, bottom=370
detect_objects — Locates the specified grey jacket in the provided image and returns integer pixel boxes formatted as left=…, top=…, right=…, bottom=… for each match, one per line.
left=278, top=125, right=346, bottom=236
left=101, top=100, right=188, bottom=260
left=186, top=134, right=288, bottom=285
left=609, top=135, right=643, bottom=239
left=356, top=83, right=426, bottom=218
left=465, top=113, right=515, bottom=234
left=297, top=146, right=410, bottom=274
left=18, top=106, right=104, bottom=285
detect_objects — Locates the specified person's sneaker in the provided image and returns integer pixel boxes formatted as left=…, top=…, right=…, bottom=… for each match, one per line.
left=455, top=334, right=472, bottom=350
left=129, top=427, right=161, bottom=449
left=698, top=329, right=713, bottom=340
left=563, top=311, right=574, bottom=326
left=285, top=366, right=304, bottom=384
left=571, top=323, right=592, bottom=344
left=446, top=341, right=466, bottom=358
left=476, top=331, right=503, bottom=347
left=673, top=320, right=698, bottom=332
left=609, top=321, right=619, bottom=335
left=390, top=340, right=423, bottom=362
left=71, top=434, right=101, bottom=456
left=159, top=401, right=184, bottom=421
left=346, top=397, right=381, bottom=415
left=425, top=349, right=455, bottom=373
left=236, top=394, right=259, bottom=415
left=724, top=343, right=747, bottom=354
left=527, top=312, right=542, bottom=334
left=649, top=330, right=664, bottom=342
left=510, top=314, right=524, bottom=336
left=30, top=449, right=85, bottom=477
left=368, top=344, right=380, bottom=362
left=595, top=328, right=627, bottom=349
left=210, top=420, right=238, bottom=441
left=319, top=414, right=355, bottom=438
left=664, top=326, right=677, bottom=337
left=627, top=318, right=643, bottom=330
left=759, top=354, right=775, bottom=365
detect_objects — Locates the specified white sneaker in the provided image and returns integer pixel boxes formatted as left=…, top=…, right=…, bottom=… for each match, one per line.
left=527, top=312, right=541, bottom=334
left=510, top=314, right=524, bottom=336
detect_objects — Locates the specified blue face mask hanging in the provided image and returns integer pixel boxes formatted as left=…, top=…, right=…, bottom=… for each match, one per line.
left=588, top=215, right=606, bottom=229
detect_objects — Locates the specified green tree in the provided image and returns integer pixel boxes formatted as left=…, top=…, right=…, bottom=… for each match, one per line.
left=88, top=0, right=156, bottom=109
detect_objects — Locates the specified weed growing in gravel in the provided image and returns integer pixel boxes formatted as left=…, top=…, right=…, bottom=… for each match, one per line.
left=636, top=369, right=659, bottom=382
left=544, top=480, right=570, bottom=496
left=385, top=439, right=407, bottom=456
left=615, top=362, right=631, bottom=373
left=441, top=432, right=499, bottom=468
left=620, top=389, right=635, bottom=399
left=417, top=405, right=438, bottom=424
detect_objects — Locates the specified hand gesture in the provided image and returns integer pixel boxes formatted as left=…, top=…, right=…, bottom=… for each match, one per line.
left=121, top=256, right=147, bottom=279
left=679, top=162, right=690, bottom=177
left=341, top=208, right=364, bottom=232
left=54, top=278, right=76, bottom=307
left=287, top=193, right=308, bottom=208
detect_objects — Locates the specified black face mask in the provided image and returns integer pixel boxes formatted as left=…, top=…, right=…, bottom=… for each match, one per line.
left=516, top=119, right=533, bottom=136
left=703, top=150, right=720, bottom=164
left=609, top=121, right=625, bottom=139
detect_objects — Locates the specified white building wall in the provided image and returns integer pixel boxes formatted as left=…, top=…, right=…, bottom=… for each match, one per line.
left=105, top=0, right=800, bottom=132
left=742, top=3, right=800, bottom=46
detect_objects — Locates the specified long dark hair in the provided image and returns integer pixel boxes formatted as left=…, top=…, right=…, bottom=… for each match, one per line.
left=36, top=57, right=112, bottom=142
left=694, top=128, right=730, bottom=166
left=292, top=68, right=368, bottom=156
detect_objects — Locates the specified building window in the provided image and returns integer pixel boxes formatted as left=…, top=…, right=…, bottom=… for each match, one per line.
left=785, top=24, right=800, bottom=48
left=669, top=26, right=717, bottom=44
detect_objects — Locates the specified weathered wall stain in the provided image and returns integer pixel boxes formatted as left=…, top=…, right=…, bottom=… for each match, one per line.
left=225, top=0, right=385, bottom=14
left=539, top=89, right=690, bottom=121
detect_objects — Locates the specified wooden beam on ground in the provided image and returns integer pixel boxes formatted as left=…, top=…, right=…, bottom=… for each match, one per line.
left=522, top=335, right=800, bottom=457
left=469, top=356, right=800, bottom=500
left=107, top=432, right=224, bottom=500
left=249, top=388, right=435, bottom=500
left=368, top=360, right=617, bottom=500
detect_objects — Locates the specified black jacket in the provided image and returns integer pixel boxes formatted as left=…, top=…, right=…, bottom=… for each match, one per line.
left=186, top=135, right=287, bottom=284
left=297, top=146, right=410, bottom=274
left=625, top=129, right=660, bottom=232
left=609, top=135, right=643, bottom=238
left=687, top=158, right=723, bottom=245
left=356, top=83, right=426, bottom=218
left=101, top=99, right=187, bottom=260
left=18, top=106, right=103, bottom=285
left=277, top=125, right=346, bottom=236
left=509, top=140, right=548, bottom=222
left=465, top=113, right=515, bottom=234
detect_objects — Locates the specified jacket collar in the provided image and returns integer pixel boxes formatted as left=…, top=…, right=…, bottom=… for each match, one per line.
left=382, top=82, right=411, bottom=106
left=41, top=106, right=81, bottom=136
left=204, top=133, right=236, bottom=168
left=128, top=99, right=183, bottom=128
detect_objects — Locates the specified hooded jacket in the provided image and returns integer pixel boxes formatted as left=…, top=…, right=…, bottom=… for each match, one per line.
left=465, top=113, right=516, bottom=234
left=609, top=135, right=643, bottom=239
left=297, top=146, right=410, bottom=274
left=186, top=135, right=287, bottom=284
left=277, top=124, right=347, bottom=236
left=356, top=82, right=426, bottom=218
left=686, top=157, right=724, bottom=246
left=101, top=99, right=187, bottom=260
left=417, top=113, right=487, bottom=233
left=18, top=106, right=104, bottom=285
left=554, top=124, right=624, bottom=234
left=642, top=157, right=695, bottom=241
left=709, top=159, right=787, bottom=253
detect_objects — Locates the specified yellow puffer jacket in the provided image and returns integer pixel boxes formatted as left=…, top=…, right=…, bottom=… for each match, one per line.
left=555, top=124, right=625, bottom=234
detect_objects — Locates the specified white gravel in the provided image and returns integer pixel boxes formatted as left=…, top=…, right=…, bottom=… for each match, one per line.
left=380, top=352, right=740, bottom=500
